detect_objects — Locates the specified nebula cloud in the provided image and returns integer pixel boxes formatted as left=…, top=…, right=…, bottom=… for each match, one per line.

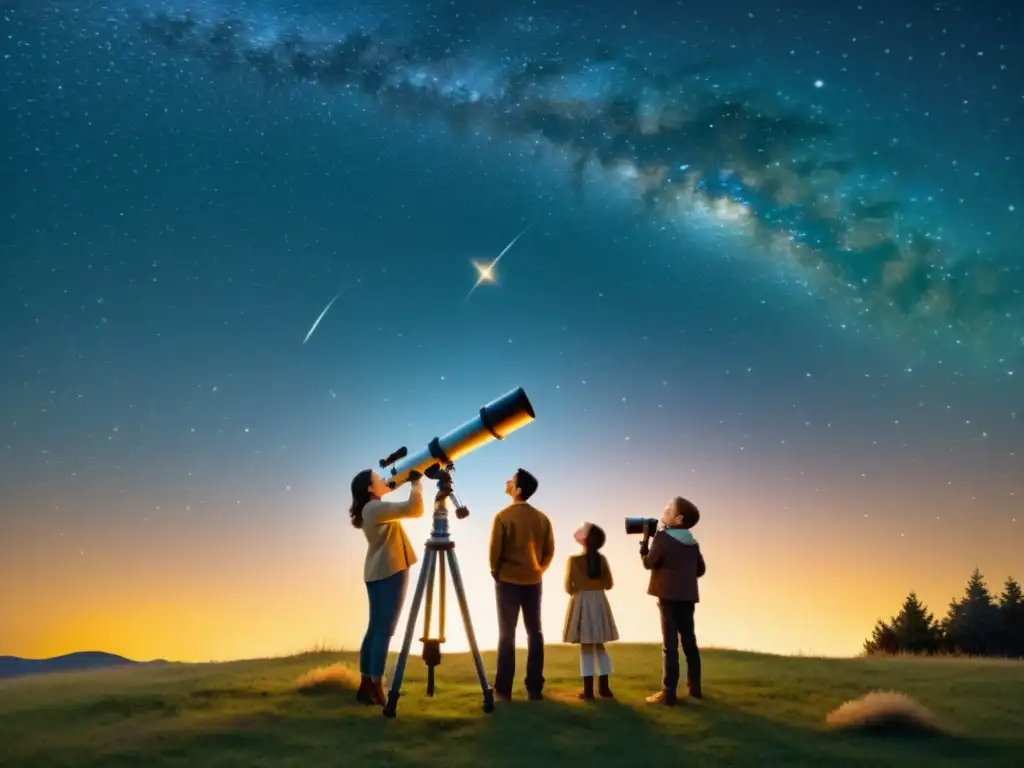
left=137, top=6, right=1022, bottom=354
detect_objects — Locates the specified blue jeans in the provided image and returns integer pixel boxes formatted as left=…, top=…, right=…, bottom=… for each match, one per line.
left=359, top=569, right=410, bottom=678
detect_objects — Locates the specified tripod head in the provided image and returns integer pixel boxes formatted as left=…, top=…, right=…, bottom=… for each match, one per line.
left=424, top=463, right=470, bottom=520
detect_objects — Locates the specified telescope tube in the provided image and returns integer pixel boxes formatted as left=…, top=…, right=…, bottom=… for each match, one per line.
left=384, top=387, right=536, bottom=490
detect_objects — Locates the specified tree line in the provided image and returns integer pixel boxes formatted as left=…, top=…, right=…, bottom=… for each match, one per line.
left=864, top=569, right=1024, bottom=658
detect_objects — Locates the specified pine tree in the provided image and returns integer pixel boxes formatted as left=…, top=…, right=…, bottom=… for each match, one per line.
left=998, top=576, right=1024, bottom=658
left=936, top=600, right=957, bottom=654
left=888, top=591, right=941, bottom=654
left=863, top=619, right=899, bottom=655
left=944, top=568, right=1002, bottom=656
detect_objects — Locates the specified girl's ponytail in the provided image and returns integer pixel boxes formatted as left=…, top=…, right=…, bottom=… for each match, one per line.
left=585, top=524, right=606, bottom=580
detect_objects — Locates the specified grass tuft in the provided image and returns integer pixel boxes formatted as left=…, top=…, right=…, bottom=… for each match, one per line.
left=295, top=662, right=361, bottom=695
left=825, top=690, right=945, bottom=737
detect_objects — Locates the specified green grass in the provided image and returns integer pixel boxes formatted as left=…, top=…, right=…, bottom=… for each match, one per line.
left=1, top=644, right=1022, bottom=767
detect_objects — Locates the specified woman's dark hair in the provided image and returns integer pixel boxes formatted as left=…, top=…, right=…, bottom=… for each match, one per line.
left=349, top=469, right=375, bottom=529
left=585, top=524, right=606, bottom=580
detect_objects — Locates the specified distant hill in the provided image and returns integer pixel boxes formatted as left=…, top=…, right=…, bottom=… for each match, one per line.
left=0, top=651, right=169, bottom=679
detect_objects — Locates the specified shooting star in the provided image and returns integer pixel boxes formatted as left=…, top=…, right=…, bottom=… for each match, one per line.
left=463, top=225, right=531, bottom=302
left=303, top=289, right=343, bottom=345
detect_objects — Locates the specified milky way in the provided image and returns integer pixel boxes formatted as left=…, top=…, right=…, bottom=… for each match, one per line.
left=128, top=3, right=1019, bottom=357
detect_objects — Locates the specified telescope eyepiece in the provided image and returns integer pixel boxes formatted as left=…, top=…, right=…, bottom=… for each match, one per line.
left=379, top=446, right=409, bottom=469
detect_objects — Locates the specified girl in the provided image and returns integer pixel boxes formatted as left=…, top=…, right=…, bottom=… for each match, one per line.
left=562, top=522, right=619, bottom=700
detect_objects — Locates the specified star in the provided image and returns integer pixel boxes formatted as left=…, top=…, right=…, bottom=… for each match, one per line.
left=473, top=260, right=496, bottom=284
left=463, top=225, right=531, bottom=302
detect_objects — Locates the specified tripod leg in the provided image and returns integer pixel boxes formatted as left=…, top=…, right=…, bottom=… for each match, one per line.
left=438, top=551, right=447, bottom=642
left=422, top=554, right=436, bottom=697
left=422, top=557, right=436, bottom=642
left=445, top=548, right=496, bottom=714
left=383, top=548, right=436, bottom=719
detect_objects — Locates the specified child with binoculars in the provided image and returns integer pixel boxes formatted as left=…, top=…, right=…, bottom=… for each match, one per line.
left=639, top=496, right=706, bottom=705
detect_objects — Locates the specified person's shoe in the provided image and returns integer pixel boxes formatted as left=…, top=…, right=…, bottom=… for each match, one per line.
left=598, top=675, right=614, bottom=699
left=577, top=676, right=595, bottom=701
left=645, top=689, right=677, bottom=706
left=356, top=675, right=375, bottom=705
left=494, top=689, right=512, bottom=703
left=687, top=665, right=703, bottom=699
left=369, top=678, right=387, bottom=707
left=526, top=689, right=544, bottom=701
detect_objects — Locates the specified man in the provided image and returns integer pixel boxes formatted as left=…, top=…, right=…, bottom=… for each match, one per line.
left=489, top=468, right=554, bottom=701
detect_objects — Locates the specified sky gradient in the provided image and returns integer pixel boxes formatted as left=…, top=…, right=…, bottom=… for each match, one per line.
left=1, top=0, right=1021, bottom=663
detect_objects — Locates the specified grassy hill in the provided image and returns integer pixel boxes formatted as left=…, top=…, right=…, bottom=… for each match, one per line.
left=0, top=651, right=160, bottom=679
left=1, top=644, right=1022, bottom=767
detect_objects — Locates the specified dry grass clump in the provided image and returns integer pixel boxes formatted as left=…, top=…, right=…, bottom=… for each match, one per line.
left=825, top=690, right=946, bottom=736
left=295, top=663, right=360, bottom=695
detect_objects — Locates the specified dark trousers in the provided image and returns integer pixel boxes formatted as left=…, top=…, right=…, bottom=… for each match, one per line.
left=494, top=581, right=545, bottom=695
left=359, top=569, right=410, bottom=678
left=658, top=599, right=701, bottom=692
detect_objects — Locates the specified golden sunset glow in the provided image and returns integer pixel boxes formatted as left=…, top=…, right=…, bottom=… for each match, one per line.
left=4, top=463, right=1019, bottom=663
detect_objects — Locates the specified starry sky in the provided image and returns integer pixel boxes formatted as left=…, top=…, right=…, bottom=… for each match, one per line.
left=1, top=0, right=1021, bottom=663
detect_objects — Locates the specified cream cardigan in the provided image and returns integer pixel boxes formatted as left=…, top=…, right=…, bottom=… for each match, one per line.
left=361, top=483, right=425, bottom=582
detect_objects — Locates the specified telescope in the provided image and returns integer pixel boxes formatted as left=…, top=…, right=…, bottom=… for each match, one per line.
left=379, top=386, right=536, bottom=495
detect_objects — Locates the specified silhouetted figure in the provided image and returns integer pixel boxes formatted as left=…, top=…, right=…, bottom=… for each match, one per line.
left=489, top=468, right=554, bottom=701
left=349, top=468, right=425, bottom=706
left=640, top=496, right=706, bottom=705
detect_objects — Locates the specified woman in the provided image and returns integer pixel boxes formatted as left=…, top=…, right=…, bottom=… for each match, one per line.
left=349, top=468, right=425, bottom=706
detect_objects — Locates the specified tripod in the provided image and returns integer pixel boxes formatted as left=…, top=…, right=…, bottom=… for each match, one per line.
left=382, top=466, right=495, bottom=718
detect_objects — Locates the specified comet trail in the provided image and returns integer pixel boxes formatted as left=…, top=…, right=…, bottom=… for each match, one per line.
left=302, top=290, right=344, bottom=345
left=464, top=225, right=532, bottom=302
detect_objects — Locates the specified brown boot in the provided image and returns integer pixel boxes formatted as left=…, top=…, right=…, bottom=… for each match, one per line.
left=369, top=678, right=387, bottom=706
left=356, top=675, right=374, bottom=706
left=577, top=676, right=595, bottom=701
left=598, top=675, right=614, bottom=699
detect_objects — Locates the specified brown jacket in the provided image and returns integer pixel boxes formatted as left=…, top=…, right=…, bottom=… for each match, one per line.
left=564, top=553, right=613, bottom=594
left=489, top=501, right=555, bottom=585
left=643, top=528, right=706, bottom=602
